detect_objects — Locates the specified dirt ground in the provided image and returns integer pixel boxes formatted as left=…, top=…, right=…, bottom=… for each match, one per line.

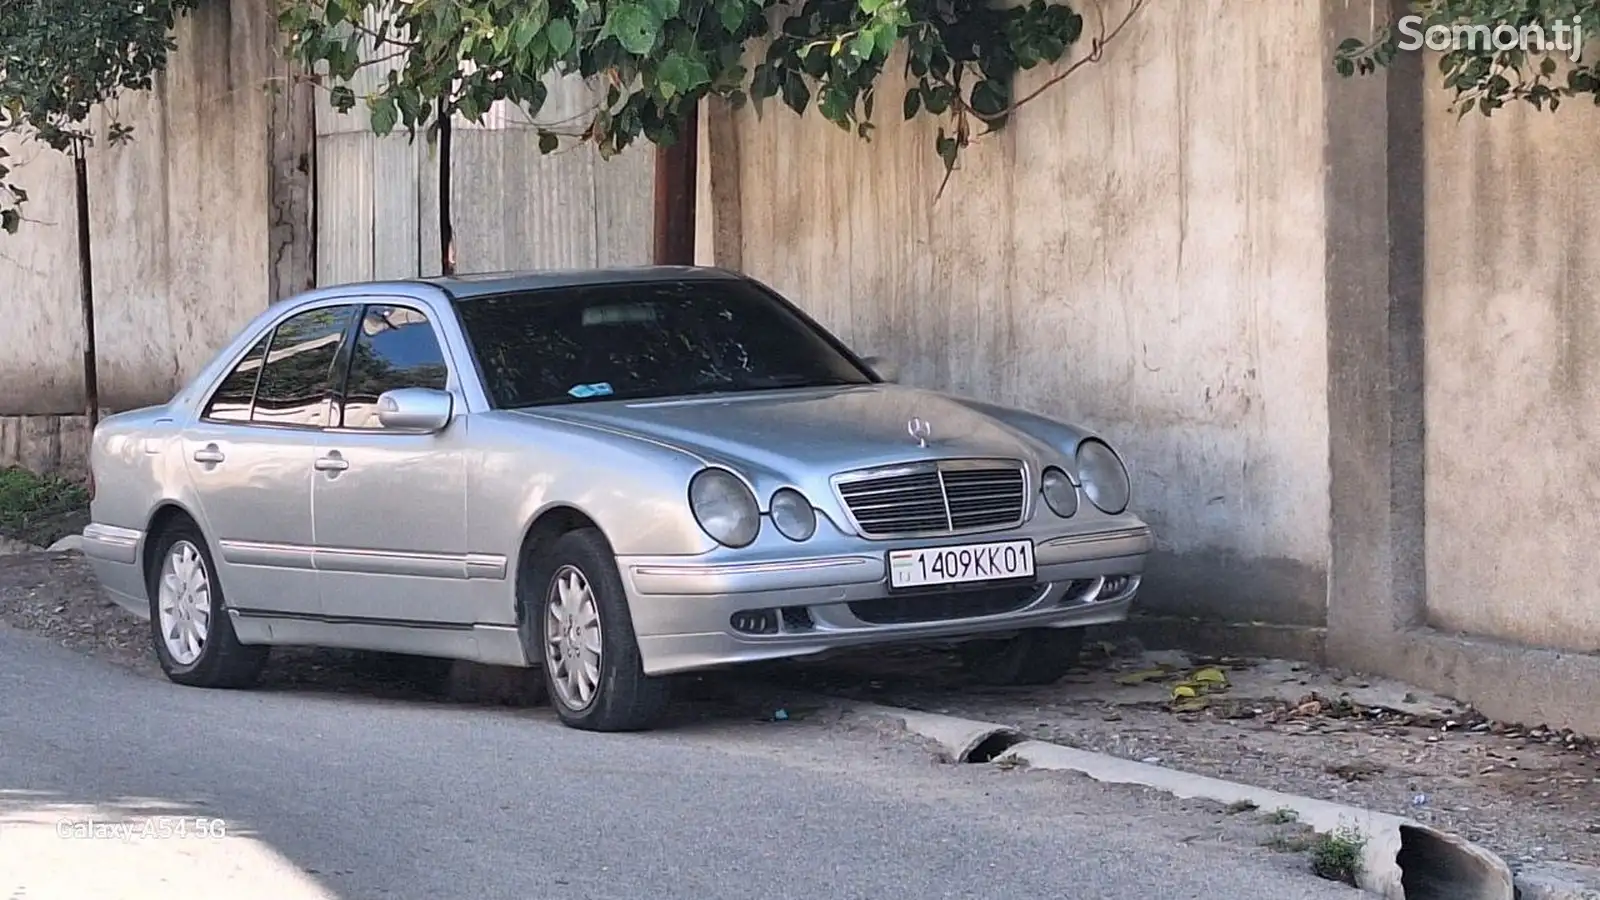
left=4, top=549, right=1597, bottom=872
left=765, top=641, right=1600, bottom=870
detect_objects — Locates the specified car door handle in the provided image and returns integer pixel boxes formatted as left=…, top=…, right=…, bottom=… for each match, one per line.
left=192, top=445, right=225, bottom=464
left=314, top=453, right=349, bottom=473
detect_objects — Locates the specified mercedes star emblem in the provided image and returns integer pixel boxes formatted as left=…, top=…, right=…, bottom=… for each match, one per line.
left=907, top=417, right=932, bottom=448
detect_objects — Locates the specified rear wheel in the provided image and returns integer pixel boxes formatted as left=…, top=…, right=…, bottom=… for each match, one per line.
left=523, top=528, right=670, bottom=732
left=958, top=627, right=1084, bottom=686
left=146, top=518, right=267, bottom=689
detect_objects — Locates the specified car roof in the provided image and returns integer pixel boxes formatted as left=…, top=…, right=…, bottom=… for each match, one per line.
left=417, top=265, right=743, bottom=300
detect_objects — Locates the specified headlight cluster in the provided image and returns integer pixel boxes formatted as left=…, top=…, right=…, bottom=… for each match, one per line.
left=688, top=469, right=819, bottom=547
left=1040, top=439, right=1132, bottom=518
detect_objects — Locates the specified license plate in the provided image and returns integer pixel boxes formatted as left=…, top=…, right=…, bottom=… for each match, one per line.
left=888, top=539, right=1035, bottom=589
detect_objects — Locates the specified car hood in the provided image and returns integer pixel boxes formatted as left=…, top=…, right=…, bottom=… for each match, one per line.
left=517, top=384, right=1063, bottom=482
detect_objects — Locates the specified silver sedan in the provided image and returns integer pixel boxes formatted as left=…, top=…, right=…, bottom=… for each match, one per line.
left=81, top=267, right=1154, bottom=731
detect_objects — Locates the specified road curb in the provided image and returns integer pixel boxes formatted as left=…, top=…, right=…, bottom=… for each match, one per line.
left=847, top=703, right=1514, bottom=900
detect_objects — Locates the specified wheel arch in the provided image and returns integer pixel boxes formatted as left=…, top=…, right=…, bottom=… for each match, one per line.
left=513, top=504, right=615, bottom=602
left=141, top=501, right=205, bottom=578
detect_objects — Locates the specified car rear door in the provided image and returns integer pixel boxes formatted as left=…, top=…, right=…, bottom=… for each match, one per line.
left=311, top=301, right=475, bottom=625
left=182, top=302, right=359, bottom=616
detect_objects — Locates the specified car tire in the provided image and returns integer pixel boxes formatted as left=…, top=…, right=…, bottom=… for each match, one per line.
left=523, top=528, right=670, bottom=732
left=958, top=627, right=1084, bottom=686
left=145, top=517, right=268, bottom=689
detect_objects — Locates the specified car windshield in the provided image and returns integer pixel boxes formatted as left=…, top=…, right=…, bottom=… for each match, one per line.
left=455, top=278, right=877, bottom=407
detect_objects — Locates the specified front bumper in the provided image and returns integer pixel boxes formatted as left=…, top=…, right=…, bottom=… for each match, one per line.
left=618, top=518, right=1154, bottom=675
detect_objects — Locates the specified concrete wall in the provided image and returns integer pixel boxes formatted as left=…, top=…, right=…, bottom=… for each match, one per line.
left=703, top=0, right=1333, bottom=632
left=0, top=0, right=277, bottom=420
left=1422, top=87, right=1600, bottom=652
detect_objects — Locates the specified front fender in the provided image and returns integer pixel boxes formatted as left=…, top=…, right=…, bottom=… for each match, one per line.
left=470, top=413, right=716, bottom=562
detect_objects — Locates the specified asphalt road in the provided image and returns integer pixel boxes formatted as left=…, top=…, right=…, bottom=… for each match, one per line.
left=0, top=625, right=1363, bottom=900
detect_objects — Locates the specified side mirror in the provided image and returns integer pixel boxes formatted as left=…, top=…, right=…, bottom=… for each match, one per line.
left=861, top=354, right=900, bottom=383
left=376, top=387, right=454, bottom=433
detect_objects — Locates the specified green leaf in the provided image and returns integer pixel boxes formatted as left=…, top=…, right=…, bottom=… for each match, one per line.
left=538, top=130, right=559, bottom=153
left=331, top=84, right=357, bottom=113
left=819, top=85, right=851, bottom=124
left=850, top=30, right=876, bottom=60
left=902, top=87, right=920, bottom=118
left=1, top=209, right=18, bottom=234
left=604, top=3, right=663, bottom=55
left=657, top=49, right=711, bottom=99
left=369, top=94, right=400, bottom=135
left=716, top=0, right=745, bottom=32
left=969, top=78, right=1007, bottom=116
left=781, top=71, right=811, bottom=114
left=547, top=18, right=575, bottom=56
left=873, top=22, right=899, bottom=57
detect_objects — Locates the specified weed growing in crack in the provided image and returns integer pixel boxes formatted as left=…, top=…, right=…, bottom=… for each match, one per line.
left=1309, top=827, right=1366, bottom=887
left=1263, top=807, right=1298, bottom=825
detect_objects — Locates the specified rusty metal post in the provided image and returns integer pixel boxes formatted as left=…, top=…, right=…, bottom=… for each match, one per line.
left=73, top=142, right=100, bottom=431
left=438, top=98, right=456, bottom=276
left=652, top=103, right=699, bottom=266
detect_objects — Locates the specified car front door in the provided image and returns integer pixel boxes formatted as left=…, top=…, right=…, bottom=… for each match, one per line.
left=182, top=302, right=358, bottom=616
left=311, top=301, right=475, bottom=625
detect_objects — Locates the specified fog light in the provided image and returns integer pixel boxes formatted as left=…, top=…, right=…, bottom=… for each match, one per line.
left=730, top=609, right=779, bottom=635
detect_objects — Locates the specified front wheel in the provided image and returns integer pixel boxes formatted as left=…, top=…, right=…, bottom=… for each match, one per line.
left=958, top=627, right=1084, bottom=686
left=525, top=528, right=670, bottom=732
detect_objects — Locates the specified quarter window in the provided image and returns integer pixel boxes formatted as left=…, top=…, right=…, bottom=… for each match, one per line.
left=339, top=305, right=451, bottom=430
left=251, top=305, right=356, bottom=428
left=202, top=332, right=272, bottom=423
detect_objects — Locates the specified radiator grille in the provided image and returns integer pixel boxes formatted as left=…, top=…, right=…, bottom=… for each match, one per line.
left=834, top=460, right=1028, bottom=539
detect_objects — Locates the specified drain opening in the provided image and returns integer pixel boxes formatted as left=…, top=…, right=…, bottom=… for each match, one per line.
left=962, top=730, right=1025, bottom=764
left=1396, top=824, right=1505, bottom=900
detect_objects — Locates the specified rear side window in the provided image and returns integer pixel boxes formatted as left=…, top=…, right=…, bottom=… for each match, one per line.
left=251, top=305, right=356, bottom=428
left=202, top=332, right=272, bottom=422
left=339, top=305, right=451, bottom=429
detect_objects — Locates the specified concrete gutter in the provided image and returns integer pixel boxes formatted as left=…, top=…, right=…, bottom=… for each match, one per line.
left=850, top=703, right=1514, bottom=900
left=1515, top=863, right=1600, bottom=900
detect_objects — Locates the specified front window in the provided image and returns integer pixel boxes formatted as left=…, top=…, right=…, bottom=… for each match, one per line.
left=454, top=279, right=875, bottom=408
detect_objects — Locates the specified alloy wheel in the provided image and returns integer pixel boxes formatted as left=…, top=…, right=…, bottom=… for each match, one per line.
left=544, top=564, right=603, bottom=710
left=157, top=540, right=212, bottom=666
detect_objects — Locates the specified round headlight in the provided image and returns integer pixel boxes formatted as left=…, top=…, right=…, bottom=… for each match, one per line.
left=769, top=488, right=817, bottom=541
left=1040, top=467, right=1078, bottom=518
left=689, top=468, right=760, bottom=548
left=1076, top=438, right=1131, bottom=515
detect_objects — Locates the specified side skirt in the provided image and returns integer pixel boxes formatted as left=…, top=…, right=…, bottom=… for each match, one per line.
left=228, top=609, right=530, bottom=667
